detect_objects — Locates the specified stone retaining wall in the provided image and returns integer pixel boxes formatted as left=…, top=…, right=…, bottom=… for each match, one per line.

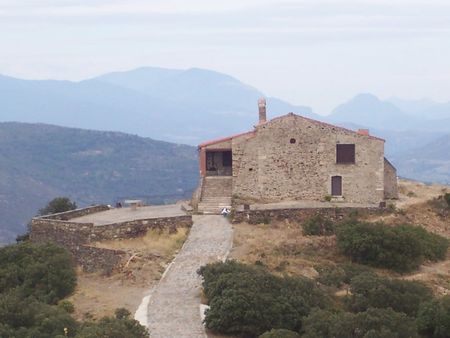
left=30, top=213, right=192, bottom=272
left=75, top=246, right=126, bottom=273
left=37, top=205, right=110, bottom=220
left=232, top=207, right=385, bottom=224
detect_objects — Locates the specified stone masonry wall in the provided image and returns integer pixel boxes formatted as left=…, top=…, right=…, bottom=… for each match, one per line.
left=232, top=207, right=386, bottom=225
left=38, top=205, right=110, bottom=220
left=384, top=158, right=399, bottom=199
left=30, top=214, right=192, bottom=271
left=231, top=114, right=385, bottom=204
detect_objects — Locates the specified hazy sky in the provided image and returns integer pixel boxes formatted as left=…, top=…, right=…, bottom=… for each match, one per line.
left=1, top=0, right=450, bottom=114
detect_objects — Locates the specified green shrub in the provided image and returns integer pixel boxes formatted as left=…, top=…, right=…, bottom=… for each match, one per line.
left=259, top=328, right=300, bottom=338
left=58, top=300, right=75, bottom=314
left=340, top=263, right=373, bottom=284
left=0, top=242, right=148, bottom=338
left=316, top=263, right=372, bottom=287
left=347, top=272, right=432, bottom=316
left=0, top=291, right=78, bottom=337
left=409, top=226, right=448, bottom=261
left=0, top=242, right=76, bottom=304
left=417, top=295, right=450, bottom=338
left=444, top=193, right=450, bottom=207
left=316, top=265, right=347, bottom=287
left=302, top=308, right=419, bottom=338
left=302, top=215, right=334, bottom=236
left=198, top=261, right=328, bottom=337
left=75, top=309, right=149, bottom=338
left=336, top=221, right=448, bottom=272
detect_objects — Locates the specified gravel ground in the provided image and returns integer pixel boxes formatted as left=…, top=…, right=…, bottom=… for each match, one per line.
left=144, top=215, right=233, bottom=338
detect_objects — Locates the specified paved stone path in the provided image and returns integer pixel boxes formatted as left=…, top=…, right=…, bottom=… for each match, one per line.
left=145, top=215, right=233, bottom=338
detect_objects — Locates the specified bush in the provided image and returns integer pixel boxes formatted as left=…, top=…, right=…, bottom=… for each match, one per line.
left=315, top=265, right=347, bottom=287
left=58, top=300, right=75, bottom=314
left=301, top=215, right=334, bottom=236
left=302, top=308, right=419, bottom=338
left=0, top=242, right=148, bottom=338
left=445, top=193, right=450, bottom=207
left=336, top=221, right=448, bottom=272
left=347, top=272, right=432, bottom=316
left=417, top=295, right=450, bottom=338
left=75, top=309, right=149, bottom=338
left=316, top=263, right=372, bottom=287
left=0, top=291, right=78, bottom=337
left=409, top=226, right=448, bottom=261
left=259, top=328, right=300, bottom=338
left=198, top=261, right=328, bottom=337
left=0, top=242, right=76, bottom=304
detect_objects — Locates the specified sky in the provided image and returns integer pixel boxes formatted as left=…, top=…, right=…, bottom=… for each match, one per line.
left=1, top=0, right=450, bottom=114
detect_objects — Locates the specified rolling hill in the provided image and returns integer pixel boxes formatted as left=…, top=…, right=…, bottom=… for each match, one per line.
left=390, top=134, right=450, bottom=184
left=0, top=122, right=198, bottom=244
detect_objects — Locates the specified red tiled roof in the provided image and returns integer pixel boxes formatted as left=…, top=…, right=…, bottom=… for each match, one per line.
left=198, top=130, right=255, bottom=148
left=198, top=113, right=384, bottom=148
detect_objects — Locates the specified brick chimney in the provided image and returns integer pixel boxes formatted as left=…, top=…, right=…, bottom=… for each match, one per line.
left=258, top=97, right=267, bottom=124
left=357, top=129, right=370, bottom=136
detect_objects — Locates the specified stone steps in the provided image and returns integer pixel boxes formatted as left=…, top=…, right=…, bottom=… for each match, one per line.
left=199, top=177, right=232, bottom=214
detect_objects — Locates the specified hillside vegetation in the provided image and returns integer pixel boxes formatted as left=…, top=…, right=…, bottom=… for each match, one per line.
left=0, top=122, right=198, bottom=244
left=0, top=242, right=148, bottom=337
left=219, top=180, right=450, bottom=337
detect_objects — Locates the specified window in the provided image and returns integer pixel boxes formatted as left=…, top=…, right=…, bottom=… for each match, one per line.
left=331, top=176, right=342, bottom=196
left=336, top=144, right=355, bottom=164
left=222, top=151, right=232, bottom=167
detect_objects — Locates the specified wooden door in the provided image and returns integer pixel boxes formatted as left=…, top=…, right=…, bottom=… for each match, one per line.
left=331, top=176, right=342, bottom=196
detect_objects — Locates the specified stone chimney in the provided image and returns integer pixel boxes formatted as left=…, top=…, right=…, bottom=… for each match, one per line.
left=258, top=97, right=267, bottom=124
left=357, top=129, right=370, bottom=136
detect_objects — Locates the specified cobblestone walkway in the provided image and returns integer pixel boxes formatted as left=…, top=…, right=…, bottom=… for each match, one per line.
left=145, top=215, right=233, bottom=338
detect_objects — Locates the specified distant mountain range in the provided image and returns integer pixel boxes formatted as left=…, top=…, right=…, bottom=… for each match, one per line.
left=1, top=67, right=450, bottom=242
left=0, top=122, right=198, bottom=244
left=329, top=93, right=450, bottom=132
left=0, top=68, right=314, bottom=145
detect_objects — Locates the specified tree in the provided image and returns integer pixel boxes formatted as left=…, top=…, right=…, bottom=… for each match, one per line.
left=39, top=197, right=77, bottom=216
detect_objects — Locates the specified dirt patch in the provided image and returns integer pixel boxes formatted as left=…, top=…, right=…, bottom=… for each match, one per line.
left=365, top=179, right=450, bottom=238
left=68, top=227, right=189, bottom=320
left=230, top=220, right=343, bottom=278
left=395, top=179, right=449, bottom=209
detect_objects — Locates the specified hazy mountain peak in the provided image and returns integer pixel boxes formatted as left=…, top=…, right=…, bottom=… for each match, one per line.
left=388, top=97, right=450, bottom=120
left=352, top=92, right=381, bottom=103
left=329, top=93, right=411, bottom=130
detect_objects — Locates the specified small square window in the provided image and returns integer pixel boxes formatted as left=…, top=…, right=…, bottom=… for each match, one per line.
left=336, top=144, right=355, bottom=164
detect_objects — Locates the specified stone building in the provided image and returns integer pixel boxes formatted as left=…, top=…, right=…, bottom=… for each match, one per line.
left=195, top=99, right=398, bottom=213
